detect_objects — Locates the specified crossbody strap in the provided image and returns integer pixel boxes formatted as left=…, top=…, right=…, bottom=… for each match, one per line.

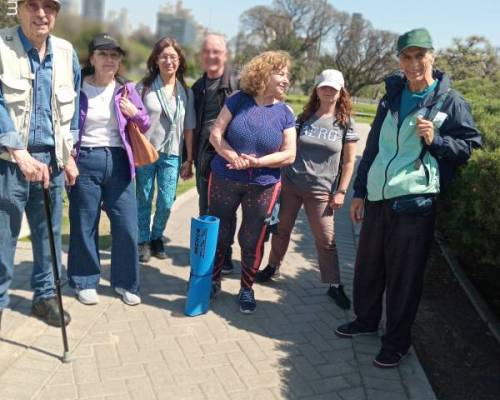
left=335, top=121, right=349, bottom=192
left=416, top=89, right=450, bottom=183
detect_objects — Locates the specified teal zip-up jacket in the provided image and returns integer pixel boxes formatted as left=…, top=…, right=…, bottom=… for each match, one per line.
left=354, top=70, right=482, bottom=200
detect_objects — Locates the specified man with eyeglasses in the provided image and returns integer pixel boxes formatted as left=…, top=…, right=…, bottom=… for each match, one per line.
left=192, top=34, right=239, bottom=275
left=0, top=0, right=80, bottom=330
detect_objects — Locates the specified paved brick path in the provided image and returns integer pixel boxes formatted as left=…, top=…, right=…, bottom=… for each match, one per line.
left=0, top=124, right=436, bottom=399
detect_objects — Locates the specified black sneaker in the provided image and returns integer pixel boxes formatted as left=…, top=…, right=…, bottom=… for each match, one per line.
left=327, top=285, right=351, bottom=310
left=335, top=320, right=378, bottom=338
left=373, top=348, right=408, bottom=369
left=238, top=288, right=256, bottom=314
left=138, top=242, right=151, bottom=263
left=211, top=281, right=221, bottom=301
left=150, top=238, right=167, bottom=259
left=255, top=265, right=280, bottom=283
left=32, top=297, right=71, bottom=327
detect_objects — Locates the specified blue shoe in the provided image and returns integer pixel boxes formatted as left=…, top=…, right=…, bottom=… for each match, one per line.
left=238, top=288, right=256, bottom=314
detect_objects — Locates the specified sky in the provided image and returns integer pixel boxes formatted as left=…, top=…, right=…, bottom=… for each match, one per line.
left=104, top=0, right=500, bottom=50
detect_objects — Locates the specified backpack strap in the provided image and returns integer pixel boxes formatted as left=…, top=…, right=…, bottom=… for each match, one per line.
left=415, top=89, right=451, bottom=183
left=226, top=91, right=245, bottom=124
left=334, top=120, right=350, bottom=192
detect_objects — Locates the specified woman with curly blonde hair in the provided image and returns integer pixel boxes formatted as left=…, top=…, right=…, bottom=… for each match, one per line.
left=209, top=51, right=296, bottom=313
left=256, top=69, right=359, bottom=311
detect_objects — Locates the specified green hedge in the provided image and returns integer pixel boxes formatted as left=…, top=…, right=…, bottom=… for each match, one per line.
left=438, top=148, right=500, bottom=266
left=438, top=79, right=500, bottom=267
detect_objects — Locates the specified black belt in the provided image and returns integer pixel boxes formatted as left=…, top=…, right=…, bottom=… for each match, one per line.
left=28, top=145, right=54, bottom=153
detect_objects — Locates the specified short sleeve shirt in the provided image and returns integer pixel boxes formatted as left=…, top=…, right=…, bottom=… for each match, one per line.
left=138, top=81, right=196, bottom=156
left=210, top=91, right=295, bottom=185
left=284, top=115, right=359, bottom=192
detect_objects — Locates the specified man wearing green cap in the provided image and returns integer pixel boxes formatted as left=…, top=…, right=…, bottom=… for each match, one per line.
left=335, top=28, right=482, bottom=368
left=0, top=0, right=80, bottom=330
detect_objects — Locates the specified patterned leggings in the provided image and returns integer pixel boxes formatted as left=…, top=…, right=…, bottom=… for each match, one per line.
left=136, top=153, right=180, bottom=243
left=209, top=174, right=281, bottom=288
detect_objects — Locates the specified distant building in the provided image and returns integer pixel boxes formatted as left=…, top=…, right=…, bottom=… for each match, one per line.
left=59, top=0, right=79, bottom=15
left=156, top=1, right=200, bottom=47
left=108, top=8, right=133, bottom=38
left=82, top=0, right=105, bottom=23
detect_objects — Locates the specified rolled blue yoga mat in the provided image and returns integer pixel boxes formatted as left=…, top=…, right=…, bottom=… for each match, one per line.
left=184, top=215, right=220, bottom=316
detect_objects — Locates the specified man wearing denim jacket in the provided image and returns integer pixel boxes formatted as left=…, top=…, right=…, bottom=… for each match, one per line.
left=0, top=0, right=80, bottom=329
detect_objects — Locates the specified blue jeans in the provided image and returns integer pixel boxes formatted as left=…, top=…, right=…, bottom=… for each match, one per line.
left=136, top=153, right=180, bottom=243
left=67, top=147, right=139, bottom=293
left=0, top=150, right=63, bottom=309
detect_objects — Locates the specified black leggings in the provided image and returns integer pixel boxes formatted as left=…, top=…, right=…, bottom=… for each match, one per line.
left=209, top=174, right=281, bottom=288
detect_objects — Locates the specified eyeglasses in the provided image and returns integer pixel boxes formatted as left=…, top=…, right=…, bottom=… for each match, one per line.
left=158, top=54, right=179, bottom=62
left=94, top=51, right=122, bottom=60
left=19, top=1, right=59, bottom=14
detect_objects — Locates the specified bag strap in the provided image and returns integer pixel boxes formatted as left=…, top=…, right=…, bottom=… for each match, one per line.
left=334, top=121, right=349, bottom=192
left=232, top=91, right=245, bottom=116
left=122, top=83, right=129, bottom=99
left=417, top=89, right=450, bottom=159
left=416, top=88, right=451, bottom=183
left=223, top=91, right=244, bottom=135
left=423, top=88, right=450, bottom=121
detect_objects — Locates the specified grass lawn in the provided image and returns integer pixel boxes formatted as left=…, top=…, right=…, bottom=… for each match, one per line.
left=21, top=176, right=196, bottom=250
left=287, top=93, right=377, bottom=125
left=81, top=177, right=196, bottom=249
left=22, top=93, right=375, bottom=248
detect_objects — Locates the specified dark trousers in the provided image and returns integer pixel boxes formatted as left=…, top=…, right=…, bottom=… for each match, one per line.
left=209, top=174, right=280, bottom=288
left=67, top=147, right=139, bottom=293
left=196, top=167, right=235, bottom=263
left=353, top=200, right=436, bottom=353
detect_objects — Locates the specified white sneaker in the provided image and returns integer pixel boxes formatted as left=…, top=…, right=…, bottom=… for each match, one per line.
left=114, top=287, right=141, bottom=306
left=76, top=288, right=99, bottom=305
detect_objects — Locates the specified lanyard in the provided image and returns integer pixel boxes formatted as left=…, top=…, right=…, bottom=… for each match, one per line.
left=153, top=76, right=181, bottom=130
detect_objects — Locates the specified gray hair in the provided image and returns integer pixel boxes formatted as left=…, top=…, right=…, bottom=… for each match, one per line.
left=202, top=34, right=227, bottom=52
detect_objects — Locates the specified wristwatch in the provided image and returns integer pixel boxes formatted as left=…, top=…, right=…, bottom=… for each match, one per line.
left=336, top=189, right=347, bottom=195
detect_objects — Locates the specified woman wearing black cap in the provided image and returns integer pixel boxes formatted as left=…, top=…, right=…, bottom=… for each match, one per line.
left=67, top=34, right=150, bottom=306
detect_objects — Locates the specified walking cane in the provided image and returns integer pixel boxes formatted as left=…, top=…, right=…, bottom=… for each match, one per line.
left=42, top=187, right=71, bottom=363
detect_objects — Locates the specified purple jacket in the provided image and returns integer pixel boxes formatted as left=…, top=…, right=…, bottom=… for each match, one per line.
left=77, top=81, right=150, bottom=179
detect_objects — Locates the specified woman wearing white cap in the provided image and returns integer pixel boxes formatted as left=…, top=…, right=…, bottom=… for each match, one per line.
left=256, top=69, right=359, bottom=310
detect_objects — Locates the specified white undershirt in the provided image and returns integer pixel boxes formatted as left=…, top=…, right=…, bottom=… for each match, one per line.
left=81, top=80, right=122, bottom=148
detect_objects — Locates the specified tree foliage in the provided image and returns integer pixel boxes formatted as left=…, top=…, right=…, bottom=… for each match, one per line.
left=438, top=77, right=500, bottom=267
left=320, top=12, right=398, bottom=96
left=0, top=0, right=16, bottom=29
left=436, top=36, right=500, bottom=81
left=236, top=1, right=398, bottom=95
left=236, top=0, right=337, bottom=87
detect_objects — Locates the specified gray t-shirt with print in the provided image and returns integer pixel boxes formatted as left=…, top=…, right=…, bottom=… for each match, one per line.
left=284, top=115, right=359, bottom=193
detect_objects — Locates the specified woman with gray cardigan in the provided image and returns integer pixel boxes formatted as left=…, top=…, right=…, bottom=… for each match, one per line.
left=136, top=37, right=196, bottom=262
